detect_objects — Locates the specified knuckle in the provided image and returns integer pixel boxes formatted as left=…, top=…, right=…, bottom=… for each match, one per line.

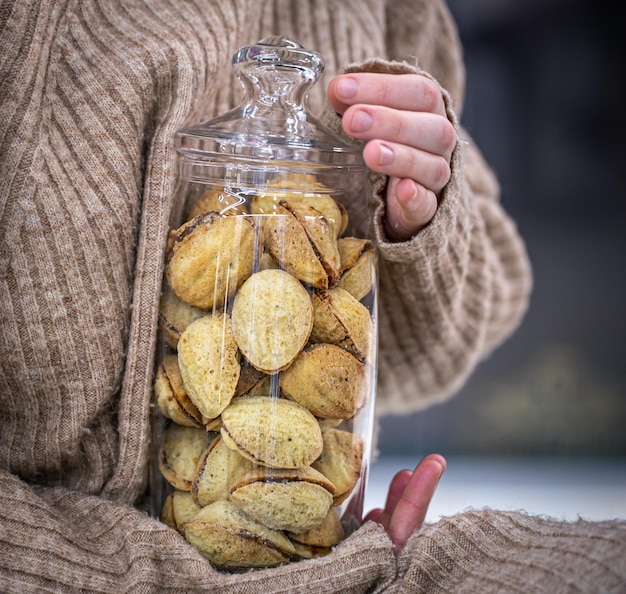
left=419, top=188, right=439, bottom=221
left=388, top=109, right=404, bottom=139
left=440, top=119, right=457, bottom=153
left=432, top=157, right=451, bottom=189
left=362, top=74, right=390, bottom=106
left=419, top=77, right=442, bottom=113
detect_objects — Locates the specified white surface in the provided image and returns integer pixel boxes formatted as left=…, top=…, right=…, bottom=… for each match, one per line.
left=364, top=456, right=626, bottom=523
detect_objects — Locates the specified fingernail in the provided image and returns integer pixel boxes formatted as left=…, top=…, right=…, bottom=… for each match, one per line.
left=336, top=77, right=359, bottom=99
left=351, top=109, right=373, bottom=132
left=379, top=144, right=394, bottom=166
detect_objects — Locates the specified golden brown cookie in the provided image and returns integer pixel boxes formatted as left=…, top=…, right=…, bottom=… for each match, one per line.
left=184, top=500, right=295, bottom=568
left=158, top=424, right=214, bottom=491
left=220, top=396, right=323, bottom=469
left=191, top=435, right=255, bottom=507
left=264, top=201, right=341, bottom=289
left=158, top=287, right=207, bottom=350
left=312, top=428, right=364, bottom=505
left=279, top=343, right=368, bottom=419
left=177, top=313, right=241, bottom=420
left=231, top=269, right=313, bottom=374
left=310, top=287, right=374, bottom=363
left=162, top=490, right=202, bottom=533
left=288, top=506, right=344, bottom=547
left=166, top=211, right=256, bottom=310
left=251, top=184, right=346, bottom=238
left=155, top=354, right=204, bottom=427
left=229, top=466, right=336, bottom=534
left=336, top=237, right=376, bottom=301
left=154, top=360, right=202, bottom=428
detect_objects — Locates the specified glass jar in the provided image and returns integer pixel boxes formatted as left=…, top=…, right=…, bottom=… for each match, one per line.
left=150, top=36, right=378, bottom=570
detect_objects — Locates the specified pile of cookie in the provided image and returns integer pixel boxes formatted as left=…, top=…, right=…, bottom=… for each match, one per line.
left=154, top=177, right=376, bottom=569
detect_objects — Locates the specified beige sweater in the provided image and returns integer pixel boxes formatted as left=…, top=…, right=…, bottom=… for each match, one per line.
left=1, top=1, right=624, bottom=592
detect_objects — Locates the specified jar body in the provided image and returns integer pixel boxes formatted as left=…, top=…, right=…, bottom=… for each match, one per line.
left=150, top=38, right=377, bottom=570
left=150, top=161, right=378, bottom=568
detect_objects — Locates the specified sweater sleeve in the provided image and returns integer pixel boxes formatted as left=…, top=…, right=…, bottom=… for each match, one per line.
left=374, top=99, right=532, bottom=415
left=397, top=511, right=626, bottom=592
left=320, top=1, right=533, bottom=416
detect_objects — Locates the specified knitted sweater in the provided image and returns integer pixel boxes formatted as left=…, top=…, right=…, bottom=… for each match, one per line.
left=1, top=1, right=624, bottom=592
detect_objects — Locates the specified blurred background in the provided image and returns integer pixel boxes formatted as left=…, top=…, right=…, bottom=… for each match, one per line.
left=369, top=0, right=626, bottom=520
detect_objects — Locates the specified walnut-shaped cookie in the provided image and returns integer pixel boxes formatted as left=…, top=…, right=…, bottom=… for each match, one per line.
left=336, top=237, right=376, bottom=301
left=184, top=500, right=295, bottom=568
left=158, top=424, right=215, bottom=491
left=287, top=506, right=345, bottom=556
left=185, top=188, right=248, bottom=221
left=229, top=466, right=336, bottom=534
left=264, top=200, right=341, bottom=289
left=251, top=177, right=347, bottom=238
left=279, top=343, right=368, bottom=419
left=162, top=490, right=202, bottom=534
left=313, top=428, right=364, bottom=505
left=166, top=211, right=256, bottom=310
left=191, top=435, right=254, bottom=507
left=154, top=354, right=204, bottom=428
left=158, top=287, right=206, bottom=350
left=231, top=268, right=313, bottom=374
left=177, top=313, right=241, bottom=421
left=310, top=287, right=374, bottom=363
left=220, top=396, right=323, bottom=469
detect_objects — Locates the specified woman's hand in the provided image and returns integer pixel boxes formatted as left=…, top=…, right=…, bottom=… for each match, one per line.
left=327, top=73, right=456, bottom=241
left=364, top=454, right=446, bottom=554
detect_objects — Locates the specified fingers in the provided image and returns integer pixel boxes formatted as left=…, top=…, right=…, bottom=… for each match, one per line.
left=386, top=454, right=446, bottom=553
left=384, top=178, right=438, bottom=241
left=328, top=73, right=447, bottom=117
left=363, top=454, right=446, bottom=554
left=375, top=469, right=412, bottom=528
left=343, top=107, right=456, bottom=165
left=362, top=140, right=451, bottom=193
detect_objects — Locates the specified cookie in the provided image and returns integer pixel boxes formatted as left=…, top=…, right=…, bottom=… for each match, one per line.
left=184, top=500, right=295, bottom=568
left=251, top=176, right=346, bottom=238
left=191, top=435, right=254, bottom=507
left=310, top=287, right=374, bottom=363
left=231, top=269, right=313, bottom=374
left=186, top=188, right=248, bottom=220
left=166, top=211, right=256, bottom=310
left=158, top=424, right=214, bottom=491
left=229, top=466, right=335, bottom=534
left=336, top=237, right=376, bottom=301
left=264, top=201, right=341, bottom=289
left=177, top=313, right=241, bottom=420
left=158, top=287, right=206, bottom=350
left=312, top=428, right=364, bottom=505
left=162, top=490, right=202, bottom=533
left=279, top=343, right=368, bottom=419
left=288, top=506, right=344, bottom=547
left=154, top=359, right=203, bottom=428
left=155, top=354, right=204, bottom=427
left=220, top=396, right=323, bottom=469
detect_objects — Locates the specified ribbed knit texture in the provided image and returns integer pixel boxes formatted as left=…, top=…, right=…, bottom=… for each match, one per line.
left=391, top=511, right=626, bottom=593
left=2, top=1, right=618, bottom=593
